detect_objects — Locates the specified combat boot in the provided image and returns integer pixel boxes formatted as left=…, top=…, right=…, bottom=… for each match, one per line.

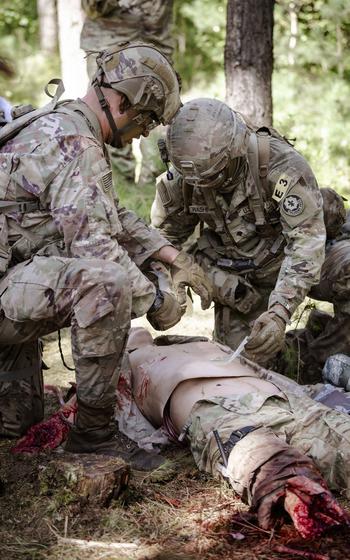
left=64, top=400, right=165, bottom=471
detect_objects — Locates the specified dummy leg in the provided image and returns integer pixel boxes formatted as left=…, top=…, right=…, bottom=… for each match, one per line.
left=186, top=395, right=350, bottom=536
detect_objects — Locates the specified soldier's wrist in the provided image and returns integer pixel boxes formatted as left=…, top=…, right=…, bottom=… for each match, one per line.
left=268, top=304, right=291, bottom=324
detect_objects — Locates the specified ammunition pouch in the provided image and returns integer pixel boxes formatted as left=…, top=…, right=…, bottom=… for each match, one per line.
left=0, top=340, right=44, bottom=437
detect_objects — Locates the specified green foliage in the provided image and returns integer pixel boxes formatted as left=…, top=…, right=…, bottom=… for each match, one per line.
left=275, top=0, right=350, bottom=78
left=173, top=0, right=226, bottom=91
left=273, top=68, right=350, bottom=197
left=274, top=0, right=350, bottom=198
left=0, top=0, right=38, bottom=45
left=0, top=0, right=59, bottom=107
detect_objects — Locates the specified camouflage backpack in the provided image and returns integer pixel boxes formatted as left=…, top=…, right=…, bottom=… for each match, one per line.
left=0, top=84, right=62, bottom=437
left=0, top=80, right=66, bottom=278
left=0, top=340, right=44, bottom=437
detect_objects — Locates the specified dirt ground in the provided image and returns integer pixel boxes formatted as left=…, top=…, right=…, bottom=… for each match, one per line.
left=1, top=298, right=350, bottom=560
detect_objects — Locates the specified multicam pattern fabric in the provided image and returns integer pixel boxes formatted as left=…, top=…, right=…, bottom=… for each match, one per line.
left=81, top=0, right=174, bottom=60
left=188, top=390, right=350, bottom=498
left=0, top=99, right=170, bottom=411
left=152, top=134, right=326, bottom=316
left=151, top=123, right=328, bottom=350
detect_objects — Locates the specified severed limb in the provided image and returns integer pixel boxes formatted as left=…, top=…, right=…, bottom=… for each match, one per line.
left=217, top=427, right=350, bottom=538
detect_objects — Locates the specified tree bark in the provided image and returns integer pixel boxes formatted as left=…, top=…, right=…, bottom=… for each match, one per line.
left=37, top=0, right=58, bottom=53
left=225, top=0, right=275, bottom=126
left=56, top=0, right=89, bottom=98
left=40, top=455, right=130, bottom=507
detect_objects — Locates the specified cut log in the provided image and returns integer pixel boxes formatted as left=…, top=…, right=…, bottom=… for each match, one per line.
left=39, top=454, right=130, bottom=507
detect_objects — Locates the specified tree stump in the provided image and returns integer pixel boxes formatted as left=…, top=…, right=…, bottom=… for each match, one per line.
left=39, top=453, right=130, bottom=507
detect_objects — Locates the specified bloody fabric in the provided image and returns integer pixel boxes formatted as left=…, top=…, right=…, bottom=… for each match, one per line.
left=11, top=396, right=77, bottom=454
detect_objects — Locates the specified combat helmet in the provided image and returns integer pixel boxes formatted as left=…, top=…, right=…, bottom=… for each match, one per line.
left=91, top=42, right=181, bottom=148
left=166, top=98, right=250, bottom=188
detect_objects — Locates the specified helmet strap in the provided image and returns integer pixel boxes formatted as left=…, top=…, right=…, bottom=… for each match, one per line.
left=93, top=83, right=123, bottom=149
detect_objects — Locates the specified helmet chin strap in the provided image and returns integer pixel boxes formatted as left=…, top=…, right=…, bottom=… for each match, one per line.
left=93, top=83, right=123, bottom=149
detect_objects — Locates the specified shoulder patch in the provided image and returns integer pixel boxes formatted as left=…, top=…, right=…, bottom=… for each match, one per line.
left=282, top=194, right=304, bottom=216
left=272, top=173, right=294, bottom=202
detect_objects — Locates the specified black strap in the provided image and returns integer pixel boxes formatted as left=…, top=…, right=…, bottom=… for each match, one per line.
left=93, top=83, right=123, bottom=149
left=222, top=425, right=258, bottom=458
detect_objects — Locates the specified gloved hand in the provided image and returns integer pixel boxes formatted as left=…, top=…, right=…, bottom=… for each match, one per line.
left=244, top=305, right=289, bottom=365
left=170, top=251, right=212, bottom=311
left=146, top=261, right=184, bottom=331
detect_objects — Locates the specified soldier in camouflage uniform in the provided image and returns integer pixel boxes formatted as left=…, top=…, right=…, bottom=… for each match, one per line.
left=151, top=98, right=349, bottom=369
left=0, top=44, right=211, bottom=462
left=80, top=0, right=174, bottom=184
left=120, top=327, right=350, bottom=536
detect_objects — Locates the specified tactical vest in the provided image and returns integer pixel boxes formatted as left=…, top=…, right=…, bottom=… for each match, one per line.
left=185, top=128, right=286, bottom=271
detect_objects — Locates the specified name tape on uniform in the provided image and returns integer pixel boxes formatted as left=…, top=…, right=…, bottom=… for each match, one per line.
left=272, top=173, right=293, bottom=202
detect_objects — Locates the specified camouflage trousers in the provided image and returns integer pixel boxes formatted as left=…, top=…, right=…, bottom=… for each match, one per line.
left=199, top=239, right=350, bottom=378
left=0, top=255, right=131, bottom=410
left=187, top=390, right=350, bottom=500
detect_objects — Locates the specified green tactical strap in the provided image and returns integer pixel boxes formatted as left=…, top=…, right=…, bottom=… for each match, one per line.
left=201, top=188, right=236, bottom=247
left=0, top=364, right=37, bottom=382
left=0, top=200, right=41, bottom=214
left=182, top=180, right=194, bottom=215
left=247, top=132, right=267, bottom=226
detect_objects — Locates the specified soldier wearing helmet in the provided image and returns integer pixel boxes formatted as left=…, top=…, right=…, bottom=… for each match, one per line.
left=0, top=44, right=211, bottom=463
left=151, top=97, right=349, bottom=376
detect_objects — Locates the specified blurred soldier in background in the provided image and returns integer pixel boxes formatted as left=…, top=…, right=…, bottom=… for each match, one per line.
left=151, top=98, right=349, bottom=378
left=80, top=0, right=174, bottom=185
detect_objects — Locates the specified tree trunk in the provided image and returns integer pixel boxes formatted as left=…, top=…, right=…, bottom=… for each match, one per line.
left=40, top=455, right=130, bottom=507
left=56, top=0, right=89, bottom=98
left=37, top=0, right=58, bottom=53
left=225, top=0, right=275, bottom=126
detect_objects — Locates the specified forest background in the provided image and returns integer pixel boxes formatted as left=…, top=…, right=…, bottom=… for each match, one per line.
left=0, top=0, right=350, bottom=219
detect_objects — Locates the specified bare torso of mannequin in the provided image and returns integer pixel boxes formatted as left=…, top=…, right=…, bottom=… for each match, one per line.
left=127, top=328, right=283, bottom=429
left=169, top=376, right=281, bottom=432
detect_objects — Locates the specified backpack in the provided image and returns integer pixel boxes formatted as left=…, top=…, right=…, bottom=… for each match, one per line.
left=0, top=80, right=67, bottom=277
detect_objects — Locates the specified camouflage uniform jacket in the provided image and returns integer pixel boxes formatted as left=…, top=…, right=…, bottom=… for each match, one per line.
left=81, top=0, right=174, bottom=58
left=151, top=134, right=326, bottom=316
left=0, top=99, right=170, bottom=317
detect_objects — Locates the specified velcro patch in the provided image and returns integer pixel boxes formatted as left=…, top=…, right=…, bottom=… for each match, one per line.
left=272, top=173, right=293, bottom=202
left=282, top=194, right=304, bottom=216
left=98, top=170, right=113, bottom=193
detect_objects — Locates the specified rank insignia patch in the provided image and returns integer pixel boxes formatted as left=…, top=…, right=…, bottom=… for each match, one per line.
left=282, top=194, right=304, bottom=216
